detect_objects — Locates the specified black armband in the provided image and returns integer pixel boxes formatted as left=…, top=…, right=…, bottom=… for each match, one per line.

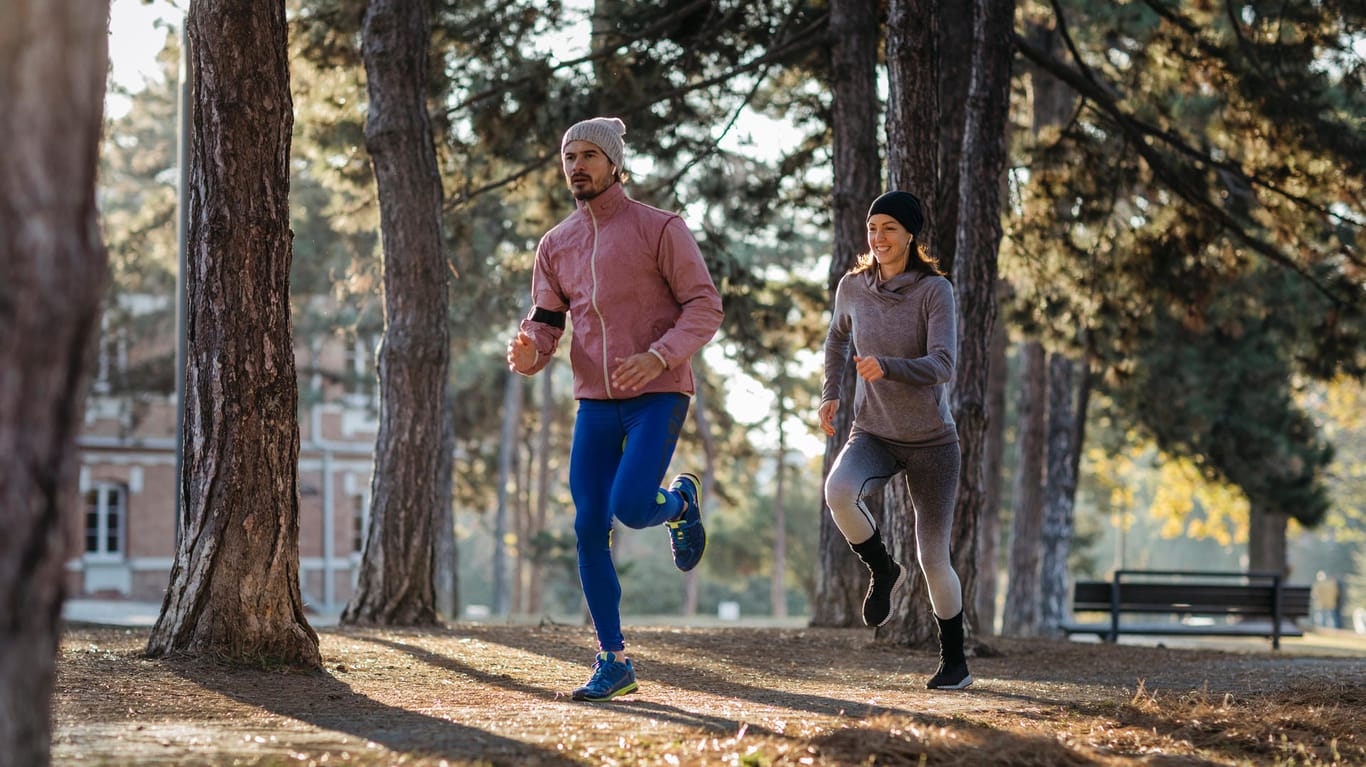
left=530, top=306, right=567, bottom=329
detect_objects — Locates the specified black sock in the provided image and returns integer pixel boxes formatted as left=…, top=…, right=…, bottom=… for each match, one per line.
left=849, top=531, right=895, bottom=577
left=936, top=610, right=966, bottom=665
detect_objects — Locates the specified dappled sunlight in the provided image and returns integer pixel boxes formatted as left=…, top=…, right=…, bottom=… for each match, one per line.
left=53, top=623, right=1366, bottom=766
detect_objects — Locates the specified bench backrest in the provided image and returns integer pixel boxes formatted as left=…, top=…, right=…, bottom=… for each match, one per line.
left=1073, top=577, right=1311, bottom=618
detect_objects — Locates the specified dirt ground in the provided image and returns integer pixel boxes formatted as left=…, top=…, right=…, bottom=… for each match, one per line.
left=53, top=619, right=1366, bottom=767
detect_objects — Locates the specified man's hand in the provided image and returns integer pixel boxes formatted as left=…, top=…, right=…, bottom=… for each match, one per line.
left=610, top=352, right=666, bottom=392
left=506, top=331, right=537, bottom=373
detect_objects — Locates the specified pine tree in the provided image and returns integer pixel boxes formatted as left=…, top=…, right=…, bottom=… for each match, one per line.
left=0, top=4, right=111, bottom=765
left=146, top=0, right=319, bottom=668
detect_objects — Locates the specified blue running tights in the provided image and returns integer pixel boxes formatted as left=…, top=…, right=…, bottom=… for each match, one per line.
left=571, top=393, right=690, bottom=652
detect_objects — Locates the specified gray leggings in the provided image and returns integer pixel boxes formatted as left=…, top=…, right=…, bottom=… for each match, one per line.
left=825, top=432, right=963, bottom=618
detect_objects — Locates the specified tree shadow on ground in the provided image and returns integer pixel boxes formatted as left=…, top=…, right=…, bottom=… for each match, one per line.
left=356, top=635, right=779, bottom=736
left=165, top=656, right=580, bottom=767
left=354, top=633, right=1138, bottom=766
left=400, top=628, right=922, bottom=720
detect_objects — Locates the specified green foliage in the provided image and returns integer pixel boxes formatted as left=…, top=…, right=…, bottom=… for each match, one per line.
left=1004, top=0, right=1366, bottom=524
left=702, top=454, right=823, bottom=597
left=1104, top=265, right=1336, bottom=524
left=1295, top=376, right=1366, bottom=608
left=100, top=30, right=179, bottom=298
left=97, top=29, right=181, bottom=396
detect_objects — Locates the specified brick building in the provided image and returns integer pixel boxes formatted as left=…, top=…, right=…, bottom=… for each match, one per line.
left=70, top=294, right=383, bottom=612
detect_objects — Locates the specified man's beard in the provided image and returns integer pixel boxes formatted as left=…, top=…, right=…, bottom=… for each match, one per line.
left=570, top=176, right=615, bottom=201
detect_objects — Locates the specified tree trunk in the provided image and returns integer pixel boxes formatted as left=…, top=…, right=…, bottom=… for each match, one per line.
left=975, top=286, right=1011, bottom=634
left=528, top=358, right=556, bottom=616
left=492, top=370, right=523, bottom=616
left=147, top=0, right=319, bottom=668
left=1026, top=17, right=1082, bottom=638
left=886, top=0, right=938, bottom=217
left=881, top=0, right=949, bottom=648
left=945, top=0, right=1015, bottom=643
left=342, top=0, right=450, bottom=626
left=772, top=405, right=789, bottom=618
left=1002, top=341, right=1046, bottom=636
left=0, top=5, right=110, bottom=763
left=813, top=0, right=882, bottom=628
left=435, top=397, right=458, bottom=621
left=1248, top=508, right=1289, bottom=575
left=687, top=356, right=720, bottom=617
left=934, top=0, right=973, bottom=278
left=1039, top=352, right=1078, bottom=637
left=512, top=426, right=532, bottom=615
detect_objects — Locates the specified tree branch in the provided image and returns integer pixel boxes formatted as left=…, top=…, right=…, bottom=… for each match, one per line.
left=1015, top=31, right=1356, bottom=305
left=443, top=152, right=557, bottom=211
left=1131, top=0, right=1363, bottom=230
left=443, top=11, right=829, bottom=211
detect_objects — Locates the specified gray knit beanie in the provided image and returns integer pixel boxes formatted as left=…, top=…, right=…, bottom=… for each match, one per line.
left=561, top=117, right=627, bottom=168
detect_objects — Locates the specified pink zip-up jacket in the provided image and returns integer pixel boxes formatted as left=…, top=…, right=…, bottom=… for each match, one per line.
left=518, top=182, right=723, bottom=400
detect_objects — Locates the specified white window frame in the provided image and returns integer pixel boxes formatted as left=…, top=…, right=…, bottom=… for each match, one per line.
left=342, top=333, right=381, bottom=409
left=84, top=482, right=127, bottom=563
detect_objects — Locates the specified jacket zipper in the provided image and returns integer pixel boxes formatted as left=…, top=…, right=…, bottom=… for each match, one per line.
left=586, top=203, right=614, bottom=399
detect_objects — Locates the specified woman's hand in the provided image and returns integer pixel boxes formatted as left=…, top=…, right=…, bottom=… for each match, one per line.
left=853, top=355, right=885, bottom=382
left=818, top=399, right=839, bottom=437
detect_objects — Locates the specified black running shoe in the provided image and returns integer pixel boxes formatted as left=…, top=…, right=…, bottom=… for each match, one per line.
left=926, top=660, right=974, bottom=690
left=862, top=561, right=906, bottom=627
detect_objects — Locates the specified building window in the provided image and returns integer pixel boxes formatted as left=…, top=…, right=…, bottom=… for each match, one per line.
left=85, top=482, right=127, bottom=560
left=342, top=333, right=379, bottom=405
left=352, top=494, right=368, bottom=554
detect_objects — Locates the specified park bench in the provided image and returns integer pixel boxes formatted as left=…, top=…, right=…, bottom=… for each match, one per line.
left=1061, top=569, right=1311, bottom=650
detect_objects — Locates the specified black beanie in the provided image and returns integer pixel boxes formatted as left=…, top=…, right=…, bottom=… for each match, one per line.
left=867, top=190, right=925, bottom=236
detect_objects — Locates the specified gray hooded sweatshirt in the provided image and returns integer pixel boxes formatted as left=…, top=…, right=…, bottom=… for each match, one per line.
left=822, top=269, right=958, bottom=447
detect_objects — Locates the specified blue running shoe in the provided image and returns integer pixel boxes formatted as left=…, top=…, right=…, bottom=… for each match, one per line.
left=665, top=472, right=705, bottom=572
left=571, top=651, right=637, bottom=702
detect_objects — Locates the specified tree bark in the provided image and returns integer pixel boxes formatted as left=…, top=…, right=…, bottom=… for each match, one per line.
left=946, top=0, right=1015, bottom=644
left=0, top=4, right=110, bottom=763
left=975, top=286, right=1011, bottom=634
left=886, top=0, right=938, bottom=215
left=1002, top=341, right=1046, bottom=636
left=813, top=0, right=883, bottom=628
left=146, top=0, right=319, bottom=667
left=343, top=0, right=450, bottom=626
left=934, top=1, right=973, bottom=278
left=881, top=0, right=950, bottom=648
left=1039, top=352, right=1078, bottom=636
